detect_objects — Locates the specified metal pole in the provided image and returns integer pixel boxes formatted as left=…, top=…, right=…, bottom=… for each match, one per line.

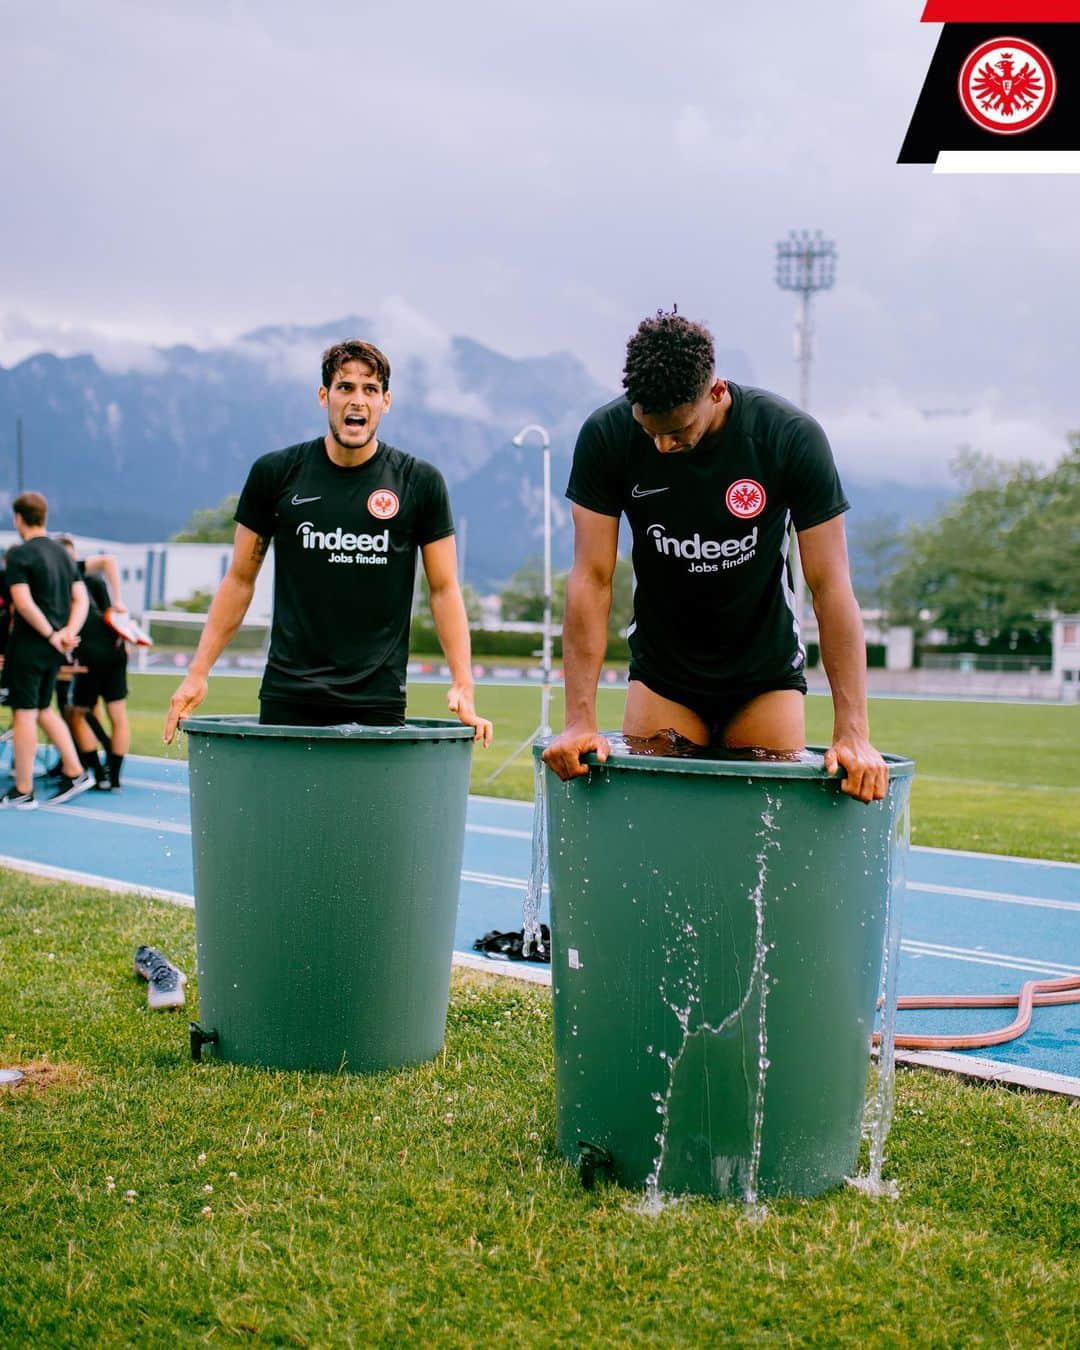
left=798, top=289, right=812, bottom=413
left=776, top=231, right=836, bottom=642
left=792, top=289, right=811, bottom=631
left=484, top=423, right=554, bottom=782
left=540, top=440, right=552, bottom=736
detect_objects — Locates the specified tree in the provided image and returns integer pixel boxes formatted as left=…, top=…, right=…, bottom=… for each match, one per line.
left=887, top=440, right=1080, bottom=649
left=499, top=556, right=635, bottom=639
left=499, top=560, right=563, bottom=624
left=413, top=574, right=483, bottom=626
left=172, top=495, right=240, bottom=543
left=172, top=590, right=215, bottom=614
left=848, top=513, right=906, bottom=613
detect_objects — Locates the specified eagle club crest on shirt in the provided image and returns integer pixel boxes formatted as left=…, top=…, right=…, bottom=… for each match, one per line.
left=367, top=489, right=400, bottom=520
left=959, top=38, right=1056, bottom=135
left=725, top=478, right=766, bottom=520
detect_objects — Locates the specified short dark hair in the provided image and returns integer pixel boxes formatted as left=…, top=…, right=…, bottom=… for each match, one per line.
left=622, top=310, right=715, bottom=414
left=321, top=340, right=391, bottom=392
left=13, top=491, right=48, bottom=528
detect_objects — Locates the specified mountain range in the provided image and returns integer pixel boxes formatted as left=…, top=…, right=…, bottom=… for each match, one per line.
left=0, top=317, right=949, bottom=592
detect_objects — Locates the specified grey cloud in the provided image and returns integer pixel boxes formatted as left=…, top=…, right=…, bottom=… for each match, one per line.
left=1, top=1, right=1077, bottom=483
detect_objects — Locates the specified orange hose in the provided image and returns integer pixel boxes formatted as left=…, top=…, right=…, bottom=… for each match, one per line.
left=872, top=975, right=1080, bottom=1051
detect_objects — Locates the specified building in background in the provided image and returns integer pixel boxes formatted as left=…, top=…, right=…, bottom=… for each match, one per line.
left=0, top=532, right=275, bottom=621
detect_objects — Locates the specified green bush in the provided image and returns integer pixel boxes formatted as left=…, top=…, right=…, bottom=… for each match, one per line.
left=409, top=624, right=630, bottom=664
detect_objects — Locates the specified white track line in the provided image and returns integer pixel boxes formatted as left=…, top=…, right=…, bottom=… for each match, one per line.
left=907, top=882, right=1080, bottom=914
left=112, top=778, right=190, bottom=796
left=893, top=1051, right=1080, bottom=1099
left=37, top=805, right=533, bottom=846
left=911, top=843, right=1080, bottom=871
left=40, top=804, right=190, bottom=835
left=0, top=855, right=193, bottom=907
left=901, top=940, right=1078, bottom=977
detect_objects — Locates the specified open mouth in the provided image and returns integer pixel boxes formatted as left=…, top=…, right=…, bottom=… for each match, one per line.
left=344, top=414, right=368, bottom=429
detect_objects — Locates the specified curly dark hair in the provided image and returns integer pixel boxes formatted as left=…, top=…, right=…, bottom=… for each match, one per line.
left=621, top=311, right=715, bottom=414
left=321, top=340, right=391, bottom=391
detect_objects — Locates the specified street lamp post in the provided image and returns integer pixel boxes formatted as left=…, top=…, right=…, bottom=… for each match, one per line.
left=774, top=229, right=837, bottom=630
left=514, top=424, right=554, bottom=736
left=485, top=422, right=553, bottom=783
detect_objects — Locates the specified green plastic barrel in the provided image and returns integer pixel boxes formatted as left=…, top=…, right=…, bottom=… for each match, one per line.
left=184, top=715, right=474, bottom=1073
left=537, top=742, right=914, bottom=1199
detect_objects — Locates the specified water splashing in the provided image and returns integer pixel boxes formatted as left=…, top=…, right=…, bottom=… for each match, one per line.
left=848, top=787, right=911, bottom=1199
left=521, top=757, right=547, bottom=959
left=642, top=791, right=782, bottom=1212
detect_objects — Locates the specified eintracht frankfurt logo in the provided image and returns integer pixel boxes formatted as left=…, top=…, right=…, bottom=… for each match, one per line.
left=725, top=478, right=765, bottom=519
left=367, top=489, right=399, bottom=520
left=959, top=37, right=1056, bottom=136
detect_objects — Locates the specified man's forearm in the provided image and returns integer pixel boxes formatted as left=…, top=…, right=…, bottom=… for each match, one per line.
left=814, top=584, right=870, bottom=737
left=429, top=584, right=473, bottom=684
left=189, top=573, right=256, bottom=677
left=67, top=590, right=89, bottom=635
left=561, top=570, right=612, bottom=729
left=97, top=556, right=125, bottom=607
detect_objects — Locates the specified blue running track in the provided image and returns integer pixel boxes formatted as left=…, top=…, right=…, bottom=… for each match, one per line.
left=3, top=754, right=1077, bottom=1092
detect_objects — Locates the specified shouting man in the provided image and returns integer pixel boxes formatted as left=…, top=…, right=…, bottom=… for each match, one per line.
left=165, top=340, right=491, bottom=743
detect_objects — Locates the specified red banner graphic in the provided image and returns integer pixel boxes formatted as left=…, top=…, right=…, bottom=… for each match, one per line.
left=922, top=2, right=1080, bottom=18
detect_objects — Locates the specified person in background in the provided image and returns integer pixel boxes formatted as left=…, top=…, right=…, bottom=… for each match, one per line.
left=58, top=537, right=131, bottom=790
left=1, top=492, right=93, bottom=808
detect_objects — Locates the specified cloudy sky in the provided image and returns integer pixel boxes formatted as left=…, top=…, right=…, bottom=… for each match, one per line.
left=2, top=1, right=1077, bottom=483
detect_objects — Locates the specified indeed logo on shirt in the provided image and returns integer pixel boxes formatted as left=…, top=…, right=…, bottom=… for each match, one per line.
left=647, top=523, right=758, bottom=573
left=296, top=521, right=390, bottom=565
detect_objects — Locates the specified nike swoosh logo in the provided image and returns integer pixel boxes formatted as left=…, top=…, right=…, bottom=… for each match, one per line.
left=631, top=484, right=670, bottom=498
left=291, top=494, right=321, bottom=505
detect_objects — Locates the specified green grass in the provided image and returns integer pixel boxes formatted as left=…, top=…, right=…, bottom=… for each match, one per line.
left=0, top=873, right=1077, bottom=1345
left=120, top=674, right=1080, bottom=861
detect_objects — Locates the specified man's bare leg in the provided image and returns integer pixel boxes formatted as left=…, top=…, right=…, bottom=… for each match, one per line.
left=722, top=690, right=805, bottom=753
left=37, top=705, right=85, bottom=778
left=12, top=710, right=42, bottom=795
left=104, top=699, right=131, bottom=756
left=623, top=679, right=709, bottom=744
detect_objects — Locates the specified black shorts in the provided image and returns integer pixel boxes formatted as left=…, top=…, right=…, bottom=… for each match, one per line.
left=6, top=650, right=64, bottom=711
left=71, top=649, right=128, bottom=708
left=628, top=663, right=807, bottom=743
left=259, top=698, right=406, bottom=728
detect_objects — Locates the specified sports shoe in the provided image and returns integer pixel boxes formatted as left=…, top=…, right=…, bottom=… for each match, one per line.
left=133, top=945, right=187, bottom=1010
left=0, top=785, right=37, bottom=810
left=48, top=771, right=94, bottom=805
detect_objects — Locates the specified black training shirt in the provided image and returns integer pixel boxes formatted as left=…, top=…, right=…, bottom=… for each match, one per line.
left=77, top=562, right=122, bottom=661
left=235, top=437, right=454, bottom=707
left=566, top=384, right=849, bottom=692
left=5, top=536, right=80, bottom=660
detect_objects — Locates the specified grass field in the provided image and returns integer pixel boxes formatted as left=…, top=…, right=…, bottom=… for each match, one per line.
left=1, top=872, right=1077, bottom=1346
left=122, top=672, right=1080, bottom=861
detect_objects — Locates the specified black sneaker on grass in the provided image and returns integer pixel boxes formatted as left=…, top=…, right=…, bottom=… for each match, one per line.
left=49, top=771, right=94, bottom=805
left=133, top=946, right=187, bottom=1010
left=0, top=785, right=37, bottom=810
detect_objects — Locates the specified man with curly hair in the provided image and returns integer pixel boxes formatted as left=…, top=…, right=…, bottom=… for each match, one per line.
left=543, top=311, right=887, bottom=803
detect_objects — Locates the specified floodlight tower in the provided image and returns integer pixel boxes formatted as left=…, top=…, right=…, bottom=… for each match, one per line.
left=775, top=229, right=836, bottom=412
left=774, top=230, right=837, bottom=629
